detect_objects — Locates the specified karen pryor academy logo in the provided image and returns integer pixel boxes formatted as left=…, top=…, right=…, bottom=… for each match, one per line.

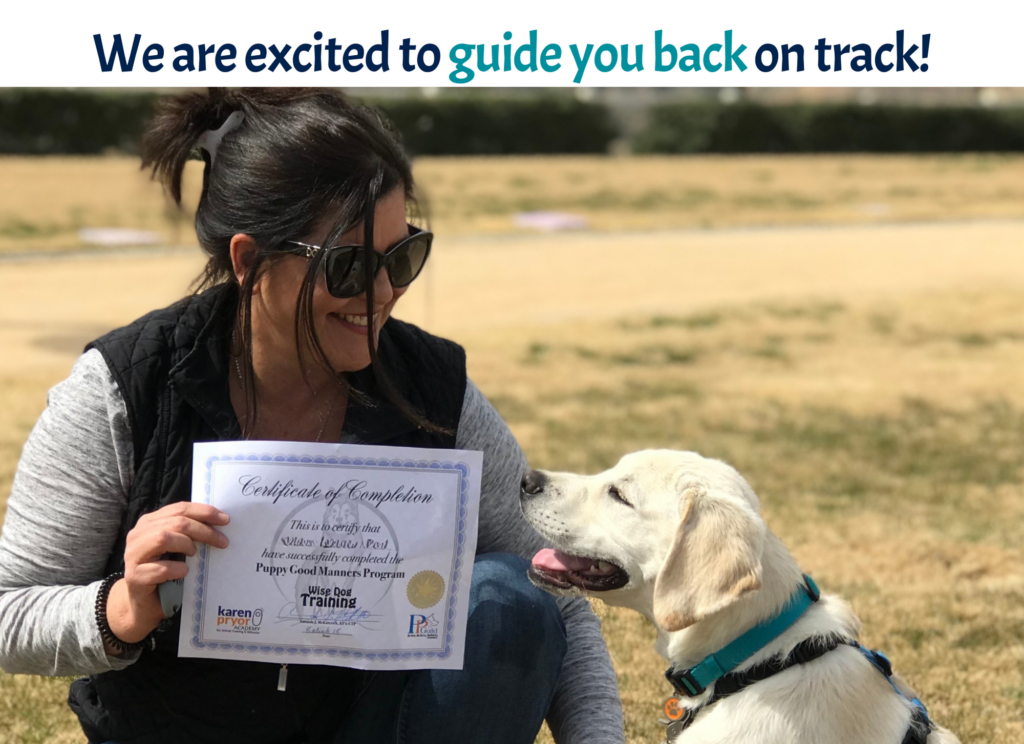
left=216, top=605, right=264, bottom=635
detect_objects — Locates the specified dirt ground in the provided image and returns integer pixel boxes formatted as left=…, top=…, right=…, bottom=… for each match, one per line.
left=4, top=219, right=1024, bottom=374
left=1, top=172, right=1023, bottom=743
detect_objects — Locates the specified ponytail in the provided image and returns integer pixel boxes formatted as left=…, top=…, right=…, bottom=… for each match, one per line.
left=141, top=88, right=234, bottom=204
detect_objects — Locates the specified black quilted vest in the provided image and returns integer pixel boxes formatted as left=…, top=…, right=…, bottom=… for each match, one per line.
left=68, top=283, right=467, bottom=744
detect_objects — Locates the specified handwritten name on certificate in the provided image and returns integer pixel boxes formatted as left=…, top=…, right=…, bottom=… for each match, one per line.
left=178, top=441, right=482, bottom=671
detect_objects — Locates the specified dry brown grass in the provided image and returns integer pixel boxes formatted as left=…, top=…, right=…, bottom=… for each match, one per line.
left=1, top=156, right=1023, bottom=744
left=413, top=153, right=1024, bottom=234
left=6, top=153, right=1024, bottom=252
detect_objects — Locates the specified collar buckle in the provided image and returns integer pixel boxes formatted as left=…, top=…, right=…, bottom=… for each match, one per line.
left=666, top=666, right=706, bottom=697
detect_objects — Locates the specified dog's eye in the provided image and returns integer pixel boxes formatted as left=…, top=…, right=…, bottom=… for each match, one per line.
left=608, top=485, right=632, bottom=507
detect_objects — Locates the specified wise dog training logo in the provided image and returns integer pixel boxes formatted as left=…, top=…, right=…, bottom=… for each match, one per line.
left=216, top=605, right=264, bottom=635
left=408, top=613, right=439, bottom=639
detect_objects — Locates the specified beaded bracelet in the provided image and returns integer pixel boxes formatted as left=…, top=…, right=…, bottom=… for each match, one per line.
left=95, top=572, right=146, bottom=655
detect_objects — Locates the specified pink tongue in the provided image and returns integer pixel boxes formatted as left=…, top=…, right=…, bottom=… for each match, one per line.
left=532, top=548, right=594, bottom=573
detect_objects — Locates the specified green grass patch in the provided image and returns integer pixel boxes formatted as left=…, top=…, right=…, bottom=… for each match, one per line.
left=869, top=313, right=898, bottom=336
left=0, top=218, right=67, bottom=240
left=554, top=381, right=703, bottom=407
left=647, top=311, right=724, bottom=330
left=758, top=301, right=846, bottom=322
left=574, top=345, right=702, bottom=367
left=522, top=342, right=551, bottom=365
left=748, top=335, right=789, bottom=361
left=894, top=627, right=945, bottom=651
left=954, top=620, right=1024, bottom=650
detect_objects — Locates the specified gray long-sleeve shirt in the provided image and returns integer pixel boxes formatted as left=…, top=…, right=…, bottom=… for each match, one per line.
left=0, top=349, right=624, bottom=744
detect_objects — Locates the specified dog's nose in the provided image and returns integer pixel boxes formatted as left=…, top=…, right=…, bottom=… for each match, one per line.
left=521, top=469, right=548, bottom=497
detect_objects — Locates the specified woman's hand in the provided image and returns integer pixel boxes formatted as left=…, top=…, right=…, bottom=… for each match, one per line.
left=105, top=503, right=230, bottom=650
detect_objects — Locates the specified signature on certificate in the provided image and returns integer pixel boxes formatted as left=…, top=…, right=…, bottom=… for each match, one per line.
left=277, top=602, right=380, bottom=627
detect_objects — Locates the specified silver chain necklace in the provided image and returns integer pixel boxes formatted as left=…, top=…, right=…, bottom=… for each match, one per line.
left=231, top=332, right=337, bottom=443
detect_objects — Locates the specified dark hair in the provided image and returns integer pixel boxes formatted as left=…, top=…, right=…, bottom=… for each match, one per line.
left=140, top=87, right=444, bottom=435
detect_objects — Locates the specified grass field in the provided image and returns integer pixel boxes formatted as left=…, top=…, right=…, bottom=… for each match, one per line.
left=1, top=155, right=1023, bottom=743
left=6, top=153, right=1024, bottom=252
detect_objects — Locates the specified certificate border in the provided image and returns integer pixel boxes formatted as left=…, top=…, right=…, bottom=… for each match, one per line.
left=189, top=453, right=472, bottom=663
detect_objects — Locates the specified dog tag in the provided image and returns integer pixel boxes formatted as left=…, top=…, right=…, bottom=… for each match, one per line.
left=662, top=696, right=685, bottom=722
left=661, top=697, right=689, bottom=743
left=665, top=719, right=687, bottom=743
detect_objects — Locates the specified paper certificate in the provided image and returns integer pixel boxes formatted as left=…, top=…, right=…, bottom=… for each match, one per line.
left=178, top=441, right=483, bottom=670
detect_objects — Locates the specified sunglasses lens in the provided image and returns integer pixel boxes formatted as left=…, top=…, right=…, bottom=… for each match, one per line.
left=388, top=234, right=431, bottom=288
left=325, top=248, right=364, bottom=298
left=320, top=232, right=431, bottom=298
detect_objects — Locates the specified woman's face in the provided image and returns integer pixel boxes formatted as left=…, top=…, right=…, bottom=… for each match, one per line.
left=247, top=187, right=413, bottom=374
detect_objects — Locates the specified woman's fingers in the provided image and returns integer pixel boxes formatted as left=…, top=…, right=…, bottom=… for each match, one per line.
left=158, top=516, right=229, bottom=549
left=113, top=503, right=229, bottom=642
left=167, top=502, right=230, bottom=525
left=131, top=529, right=197, bottom=558
left=131, top=559, right=190, bottom=586
left=138, top=501, right=229, bottom=527
left=125, top=514, right=230, bottom=566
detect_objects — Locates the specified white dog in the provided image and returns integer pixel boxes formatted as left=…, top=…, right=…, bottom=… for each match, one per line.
left=520, top=450, right=960, bottom=744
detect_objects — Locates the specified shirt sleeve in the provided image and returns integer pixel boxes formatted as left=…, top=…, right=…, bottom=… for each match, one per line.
left=0, top=349, right=140, bottom=676
left=457, top=380, right=625, bottom=744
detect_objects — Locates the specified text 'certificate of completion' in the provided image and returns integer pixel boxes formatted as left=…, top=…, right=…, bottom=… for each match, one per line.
left=178, top=441, right=483, bottom=671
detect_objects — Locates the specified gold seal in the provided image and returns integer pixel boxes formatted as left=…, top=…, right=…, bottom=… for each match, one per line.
left=407, top=570, right=445, bottom=609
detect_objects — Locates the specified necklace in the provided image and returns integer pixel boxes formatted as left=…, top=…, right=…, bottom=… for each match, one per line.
left=231, top=332, right=338, bottom=443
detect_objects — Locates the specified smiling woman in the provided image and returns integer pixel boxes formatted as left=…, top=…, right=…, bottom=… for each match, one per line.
left=0, top=88, right=624, bottom=744
left=140, top=88, right=438, bottom=443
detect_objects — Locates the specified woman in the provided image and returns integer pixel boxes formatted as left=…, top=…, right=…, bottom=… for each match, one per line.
left=0, top=89, right=624, bottom=744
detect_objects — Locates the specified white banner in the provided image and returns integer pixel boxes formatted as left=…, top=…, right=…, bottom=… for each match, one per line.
left=0, top=0, right=1020, bottom=86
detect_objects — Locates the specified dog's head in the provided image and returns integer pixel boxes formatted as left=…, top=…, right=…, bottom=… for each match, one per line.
left=521, top=450, right=767, bottom=632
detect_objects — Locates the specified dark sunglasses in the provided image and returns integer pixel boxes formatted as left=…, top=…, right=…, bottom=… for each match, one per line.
left=279, top=224, right=432, bottom=299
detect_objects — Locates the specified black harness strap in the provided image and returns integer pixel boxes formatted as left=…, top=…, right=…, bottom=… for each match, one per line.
left=707, top=633, right=848, bottom=700
left=902, top=707, right=932, bottom=744
left=850, top=641, right=933, bottom=744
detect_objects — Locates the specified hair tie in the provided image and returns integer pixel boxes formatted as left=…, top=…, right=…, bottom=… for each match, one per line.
left=196, top=110, right=245, bottom=166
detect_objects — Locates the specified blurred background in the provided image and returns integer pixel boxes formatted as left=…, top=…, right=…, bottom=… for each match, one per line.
left=6, top=86, right=1024, bottom=252
left=1, top=87, right=1022, bottom=744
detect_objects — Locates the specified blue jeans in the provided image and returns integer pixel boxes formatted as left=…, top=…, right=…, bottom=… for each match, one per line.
left=101, top=553, right=567, bottom=744
left=341, top=552, right=568, bottom=743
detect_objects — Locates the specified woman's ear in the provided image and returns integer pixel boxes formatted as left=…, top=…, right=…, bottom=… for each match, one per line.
left=652, top=486, right=766, bottom=632
left=229, top=234, right=260, bottom=293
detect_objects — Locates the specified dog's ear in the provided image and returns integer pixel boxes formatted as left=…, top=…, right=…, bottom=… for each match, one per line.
left=652, top=485, right=765, bottom=632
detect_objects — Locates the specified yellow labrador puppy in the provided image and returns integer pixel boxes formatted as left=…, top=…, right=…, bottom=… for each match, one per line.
left=520, top=450, right=960, bottom=744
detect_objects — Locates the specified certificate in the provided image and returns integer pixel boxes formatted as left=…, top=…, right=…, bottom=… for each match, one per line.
left=178, top=440, right=482, bottom=671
